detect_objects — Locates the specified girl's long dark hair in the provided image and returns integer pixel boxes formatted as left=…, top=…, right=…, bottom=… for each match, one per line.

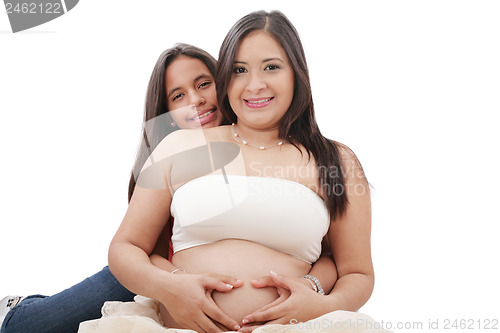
left=128, top=44, right=217, bottom=202
left=217, top=10, right=360, bottom=220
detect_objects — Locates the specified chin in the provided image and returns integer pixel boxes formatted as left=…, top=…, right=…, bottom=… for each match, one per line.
left=201, top=122, right=218, bottom=129
left=201, top=116, right=222, bottom=128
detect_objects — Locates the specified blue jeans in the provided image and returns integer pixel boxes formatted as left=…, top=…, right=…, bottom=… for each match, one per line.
left=0, top=266, right=135, bottom=333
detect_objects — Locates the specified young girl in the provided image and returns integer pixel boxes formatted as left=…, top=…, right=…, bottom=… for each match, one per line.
left=0, top=44, right=224, bottom=333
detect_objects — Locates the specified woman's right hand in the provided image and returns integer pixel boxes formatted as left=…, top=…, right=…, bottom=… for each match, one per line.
left=160, top=272, right=243, bottom=333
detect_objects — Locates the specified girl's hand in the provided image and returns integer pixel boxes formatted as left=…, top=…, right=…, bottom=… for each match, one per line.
left=239, top=271, right=327, bottom=333
left=160, top=272, right=243, bottom=333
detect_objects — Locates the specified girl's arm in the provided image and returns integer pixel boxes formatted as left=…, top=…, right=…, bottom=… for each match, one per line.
left=303, top=251, right=337, bottom=294
left=302, top=236, right=337, bottom=294
left=108, top=185, right=174, bottom=298
left=109, top=181, right=241, bottom=332
left=151, top=218, right=174, bottom=260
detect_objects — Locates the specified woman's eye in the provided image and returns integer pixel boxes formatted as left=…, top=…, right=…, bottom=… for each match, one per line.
left=265, top=64, right=280, bottom=71
left=233, top=67, right=247, bottom=74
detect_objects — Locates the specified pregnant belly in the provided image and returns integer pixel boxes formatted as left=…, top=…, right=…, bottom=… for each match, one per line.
left=164, top=239, right=310, bottom=327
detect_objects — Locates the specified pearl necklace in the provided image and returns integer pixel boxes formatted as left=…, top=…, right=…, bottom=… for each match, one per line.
left=231, top=123, right=285, bottom=150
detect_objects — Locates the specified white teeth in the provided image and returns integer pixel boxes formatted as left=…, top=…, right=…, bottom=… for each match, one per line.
left=192, top=110, right=214, bottom=120
left=247, top=98, right=272, bottom=104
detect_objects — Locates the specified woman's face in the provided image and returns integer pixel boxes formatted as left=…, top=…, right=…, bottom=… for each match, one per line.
left=228, top=30, right=295, bottom=130
left=165, top=56, right=222, bottom=129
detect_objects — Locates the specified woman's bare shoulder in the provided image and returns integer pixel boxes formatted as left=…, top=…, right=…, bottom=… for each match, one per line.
left=142, top=126, right=233, bottom=169
left=328, top=139, right=355, bottom=162
left=160, top=125, right=230, bottom=147
left=155, top=127, right=217, bottom=154
left=329, top=140, right=368, bottom=184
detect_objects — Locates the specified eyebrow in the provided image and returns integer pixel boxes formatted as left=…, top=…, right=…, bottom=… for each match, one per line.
left=233, top=57, right=284, bottom=65
left=167, top=73, right=212, bottom=98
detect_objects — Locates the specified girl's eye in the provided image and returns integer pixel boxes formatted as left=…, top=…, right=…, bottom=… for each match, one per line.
left=265, top=64, right=280, bottom=71
left=233, top=67, right=247, bottom=74
left=198, top=81, right=211, bottom=89
left=172, top=93, right=184, bottom=101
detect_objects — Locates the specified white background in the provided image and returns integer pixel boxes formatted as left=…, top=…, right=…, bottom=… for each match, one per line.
left=1, top=1, right=499, bottom=331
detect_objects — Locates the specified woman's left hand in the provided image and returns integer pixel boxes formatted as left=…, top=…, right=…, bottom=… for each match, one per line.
left=238, top=271, right=328, bottom=332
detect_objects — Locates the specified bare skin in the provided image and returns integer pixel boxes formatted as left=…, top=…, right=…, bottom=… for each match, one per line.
left=162, top=240, right=310, bottom=327
left=111, top=122, right=370, bottom=332
left=145, top=124, right=332, bottom=329
left=109, top=32, right=370, bottom=333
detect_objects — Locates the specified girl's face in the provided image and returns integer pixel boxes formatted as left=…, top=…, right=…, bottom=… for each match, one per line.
left=228, top=30, right=295, bottom=130
left=165, top=56, right=222, bottom=129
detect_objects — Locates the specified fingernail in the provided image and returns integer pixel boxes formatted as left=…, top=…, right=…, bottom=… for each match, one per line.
left=226, top=284, right=234, bottom=289
left=270, top=270, right=278, bottom=276
left=242, top=319, right=249, bottom=325
left=234, top=324, right=241, bottom=330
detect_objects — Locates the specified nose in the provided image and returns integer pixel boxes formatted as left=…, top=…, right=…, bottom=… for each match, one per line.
left=189, top=90, right=206, bottom=106
left=246, top=72, right=266, bottom=94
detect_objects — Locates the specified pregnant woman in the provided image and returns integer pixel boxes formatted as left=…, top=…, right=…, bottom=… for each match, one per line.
left=107, top=9, right=373, bottom=333
left=1, top=42, right=337, bottom=333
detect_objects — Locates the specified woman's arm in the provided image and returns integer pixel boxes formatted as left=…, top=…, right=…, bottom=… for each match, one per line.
left=239, top=149, right=373, bottom=330
left=322, top=149, right=374, bottom=311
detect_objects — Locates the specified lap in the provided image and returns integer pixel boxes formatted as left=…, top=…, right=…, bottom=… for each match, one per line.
left=78, top=297, right=393, bottom=333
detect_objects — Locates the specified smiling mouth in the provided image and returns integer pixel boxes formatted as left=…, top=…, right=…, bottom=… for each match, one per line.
left=190, top=109, right=215, bottom=120
left=244, top=97, right=274, bottom=104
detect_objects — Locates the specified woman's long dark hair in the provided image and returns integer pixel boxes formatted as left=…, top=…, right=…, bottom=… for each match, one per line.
left=216, top=10, right=360, bottom=220
left=128, top=44, right=218, bottom=202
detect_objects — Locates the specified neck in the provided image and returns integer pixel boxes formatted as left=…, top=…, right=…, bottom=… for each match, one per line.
left=231, top=122, right=285, bottom=150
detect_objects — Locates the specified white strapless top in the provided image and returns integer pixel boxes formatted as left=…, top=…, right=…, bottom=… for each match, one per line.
left=171, top=174, right=329, bottom=263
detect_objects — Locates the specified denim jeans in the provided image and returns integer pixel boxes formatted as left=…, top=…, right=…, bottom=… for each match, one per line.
left=0, top=266, right=135, bottom=333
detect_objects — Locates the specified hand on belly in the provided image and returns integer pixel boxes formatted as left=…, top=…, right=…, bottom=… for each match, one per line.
left=212, top=282, right=279, bottom=326
left=169, top=240, right=311, bottom=328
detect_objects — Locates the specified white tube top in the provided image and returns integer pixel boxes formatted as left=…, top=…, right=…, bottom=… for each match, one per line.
left=170, top=174, right=329, bottom=264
